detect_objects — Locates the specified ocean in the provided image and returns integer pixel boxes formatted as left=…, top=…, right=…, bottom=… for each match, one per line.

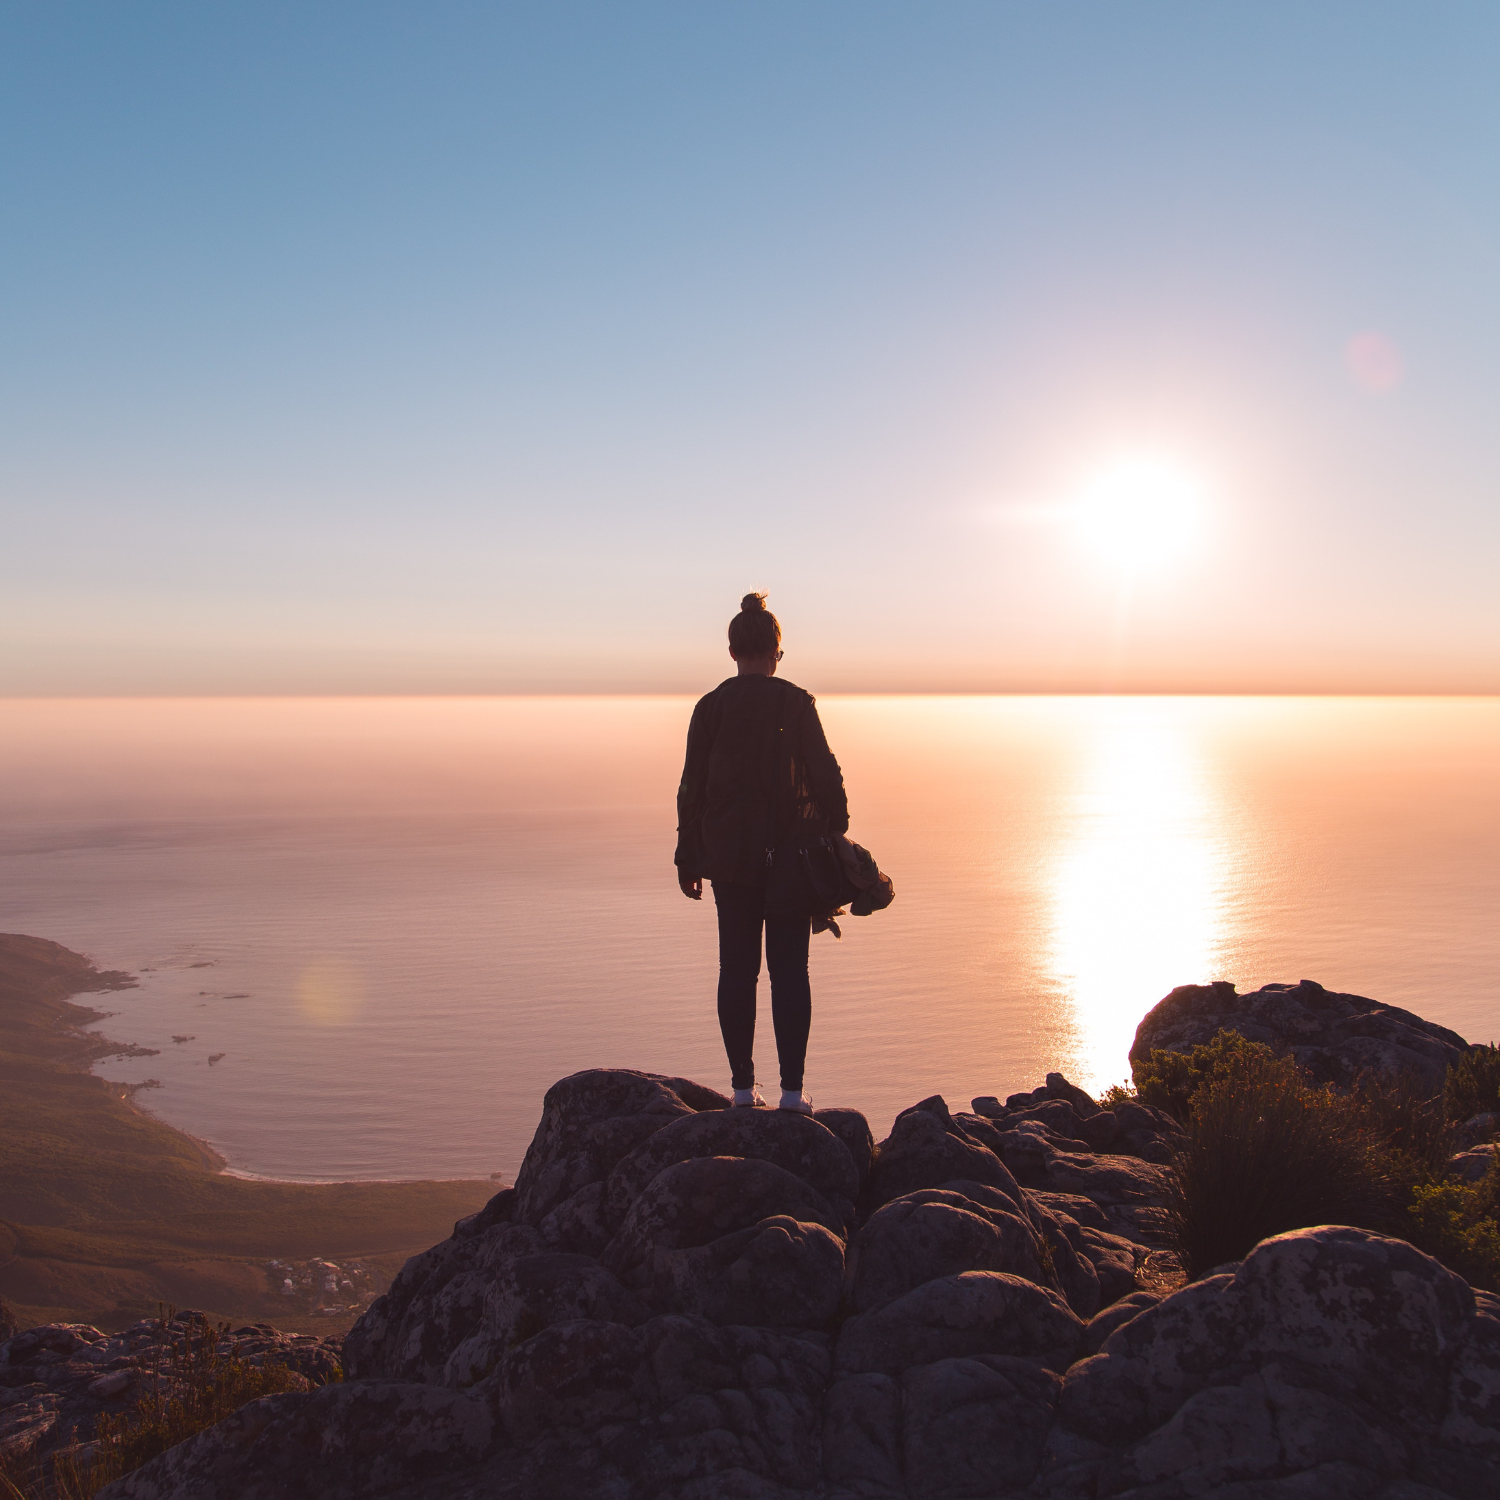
left=2, top=695, right=1496, bottom=1185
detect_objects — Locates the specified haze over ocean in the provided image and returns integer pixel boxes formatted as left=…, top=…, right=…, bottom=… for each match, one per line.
left=2, top=695, right=1495, bottom=1185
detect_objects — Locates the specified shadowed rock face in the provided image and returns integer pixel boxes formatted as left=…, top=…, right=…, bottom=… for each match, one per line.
left=96, top=1063, right=1500, bottom=1500
left=1131, top=978, right=1469, bottom=1094
left=602, top=1154, right=847, bottom=1277
left=846, top=1191, right=1053, bottom=1314
left=509, top=1069, right=711, bottom=1225
left=602, top=1108, right=860, bottom=1231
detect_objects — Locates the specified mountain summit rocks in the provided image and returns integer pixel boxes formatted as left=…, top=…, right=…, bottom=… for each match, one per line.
left=97, top=1057, right=1500, bottom=1500
left=1131, top=978, right=1469, bottom=1095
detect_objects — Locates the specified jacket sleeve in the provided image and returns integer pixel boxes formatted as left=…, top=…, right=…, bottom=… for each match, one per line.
left=674, top=697, right=714, bottom=872
left=801, top=697, right=850, bottom=836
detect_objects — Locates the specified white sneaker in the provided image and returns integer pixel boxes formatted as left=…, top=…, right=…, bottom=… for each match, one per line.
left=779, top=1089, right=814, bottom=1114
left=732, top=1086, right=765, bottom=1109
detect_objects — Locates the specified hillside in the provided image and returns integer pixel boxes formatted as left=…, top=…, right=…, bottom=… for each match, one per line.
left=0, top=933, right=489, bottom=1333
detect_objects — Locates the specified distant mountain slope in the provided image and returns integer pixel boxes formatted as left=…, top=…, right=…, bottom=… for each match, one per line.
left=0, top=933, right=489, bottom=1333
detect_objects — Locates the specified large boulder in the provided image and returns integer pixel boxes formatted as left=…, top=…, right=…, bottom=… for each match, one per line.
left=601, top=1154, right=846, bottom=1284
left=441, top=1252, right=649, bottom=1389
left=823, top=1272, right=1083, bottom=1498
left=601, top=1107, right=859, bottom=1231
left=823, top=1356, right=1064, bottom=1499
left=845, top=1189, right=1054, bottom=1313
left=812, top=1107, right=876, bottom=1193
left=1053, top=1226, right=1499, bottom=1498
left=1132, top=979, right=1469, bottom=1095
left=835, top=1271, right=1084, bottom=1377
left=343, top=1221, right=546, bottom=1384
left=510, top=1069, right=705, bottom=1225
left=867, top=1096, right=1025, bottom=1208
left=637, top=1214, right=845, bottom=1329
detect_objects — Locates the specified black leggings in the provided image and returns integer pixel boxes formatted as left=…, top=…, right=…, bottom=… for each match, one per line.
left=712, top=880, right=812, bottom=1092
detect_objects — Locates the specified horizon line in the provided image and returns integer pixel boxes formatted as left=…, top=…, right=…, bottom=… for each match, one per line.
left=5, top=688, right=1499, bottom=701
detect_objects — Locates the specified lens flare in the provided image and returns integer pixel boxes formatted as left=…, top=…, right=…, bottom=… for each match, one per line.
left=296, top=956, right=364, bottom=1026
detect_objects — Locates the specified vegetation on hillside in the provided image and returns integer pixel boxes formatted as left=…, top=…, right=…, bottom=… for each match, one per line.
left=1409, top=1157, right=1500, bottom=1292
left=1444, top=1042, right=1500, bottom=1123
left=1165, top=1050, right=1402, bottom=1276
left=1130, top=1028, right=1276, bottom=1123
left=1149, top=1027, right=1500, bottom=1288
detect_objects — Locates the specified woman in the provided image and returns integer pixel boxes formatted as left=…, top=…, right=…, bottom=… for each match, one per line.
left=675, top=592, right=849, bottom=1112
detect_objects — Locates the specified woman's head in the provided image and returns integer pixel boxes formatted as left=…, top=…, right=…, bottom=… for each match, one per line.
left=728, top=592, right=781, bottom=663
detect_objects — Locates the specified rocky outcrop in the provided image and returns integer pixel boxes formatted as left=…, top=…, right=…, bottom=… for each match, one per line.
left=0, top=1312, right=340, bottom=1471
left=969, top=1074, right=1184, bottom=1249
left=1132, top=978, right=1469, bottom=1095
left=94, top=1062, right=1500, bottom=1499
left=1052, top=1227, right=1500, bottom=1499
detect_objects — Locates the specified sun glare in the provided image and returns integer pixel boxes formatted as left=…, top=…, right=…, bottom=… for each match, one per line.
left=1048, top=702, right=1232, bottom=1091
left=1071, top=459, right=1205, bottom=571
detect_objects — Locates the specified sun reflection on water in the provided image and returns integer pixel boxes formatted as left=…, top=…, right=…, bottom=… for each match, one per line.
left=1048, top=702, right=1232, bottom=1093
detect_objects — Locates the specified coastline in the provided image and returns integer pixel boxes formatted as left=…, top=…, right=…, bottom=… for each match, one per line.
left=0, top=932, right=491, bottom=1334
left=75, top=985, right=492, bottom=1188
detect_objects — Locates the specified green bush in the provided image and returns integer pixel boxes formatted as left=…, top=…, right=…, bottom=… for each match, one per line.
left=1443, top=1043, right=1500, bottom=1124
left=1133, top=1028, right=1278, bottom=1123
left=1166, top=1050, right=1401, bottom=1278
left=1097, top=1081, right=1136, bottom=1107
left=1408, top=1155, right=1500, bottom=1292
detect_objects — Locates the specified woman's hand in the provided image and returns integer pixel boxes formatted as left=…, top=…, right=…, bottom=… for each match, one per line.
left=678, top=871, right=703, bottom=900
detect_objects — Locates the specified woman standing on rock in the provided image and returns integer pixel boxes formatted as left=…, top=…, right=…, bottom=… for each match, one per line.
left=675, top=593, right=849, bottom=1114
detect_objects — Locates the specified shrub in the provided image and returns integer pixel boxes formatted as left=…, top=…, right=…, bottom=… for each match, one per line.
left=1133, top=1028, right=1278, bottom=1123
left=1166, top=1050, right=1401, bottom=1278
left=1408, top=1155, right=1500, bottom=1292
left=1443, top=1043, right=1500, bottom=1123
left=1349, top=1070, right=1455, bottom=1183
left=1097, top=1081, right=1136, bottom=1106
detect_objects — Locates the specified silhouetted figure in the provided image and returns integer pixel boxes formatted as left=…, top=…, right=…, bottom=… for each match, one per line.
left=675, top=593, right=849, bottom=1112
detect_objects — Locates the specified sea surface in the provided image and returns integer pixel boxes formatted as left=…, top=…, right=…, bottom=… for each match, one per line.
left=1, top=695, right=1496, bottom=1186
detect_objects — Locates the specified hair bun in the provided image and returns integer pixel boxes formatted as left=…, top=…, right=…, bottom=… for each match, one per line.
left=740, top=592, right=767, bottom=613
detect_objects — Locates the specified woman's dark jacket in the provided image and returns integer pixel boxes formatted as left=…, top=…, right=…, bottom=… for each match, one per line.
left=675, top=675, right=849, bottom=887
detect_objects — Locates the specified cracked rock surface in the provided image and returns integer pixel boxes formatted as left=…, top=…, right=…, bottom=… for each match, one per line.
left=83, top=1061, right=1500, bottom=1499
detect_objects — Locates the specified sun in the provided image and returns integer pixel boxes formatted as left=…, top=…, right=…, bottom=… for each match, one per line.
left=1070, top=459, right=1204, bottom=571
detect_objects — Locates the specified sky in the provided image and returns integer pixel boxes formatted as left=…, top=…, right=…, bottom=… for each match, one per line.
left=2, top=2, right=1498, bottom=695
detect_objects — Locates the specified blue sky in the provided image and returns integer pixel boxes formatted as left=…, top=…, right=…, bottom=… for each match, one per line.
left=3, top=2, right=1498, bottom=692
